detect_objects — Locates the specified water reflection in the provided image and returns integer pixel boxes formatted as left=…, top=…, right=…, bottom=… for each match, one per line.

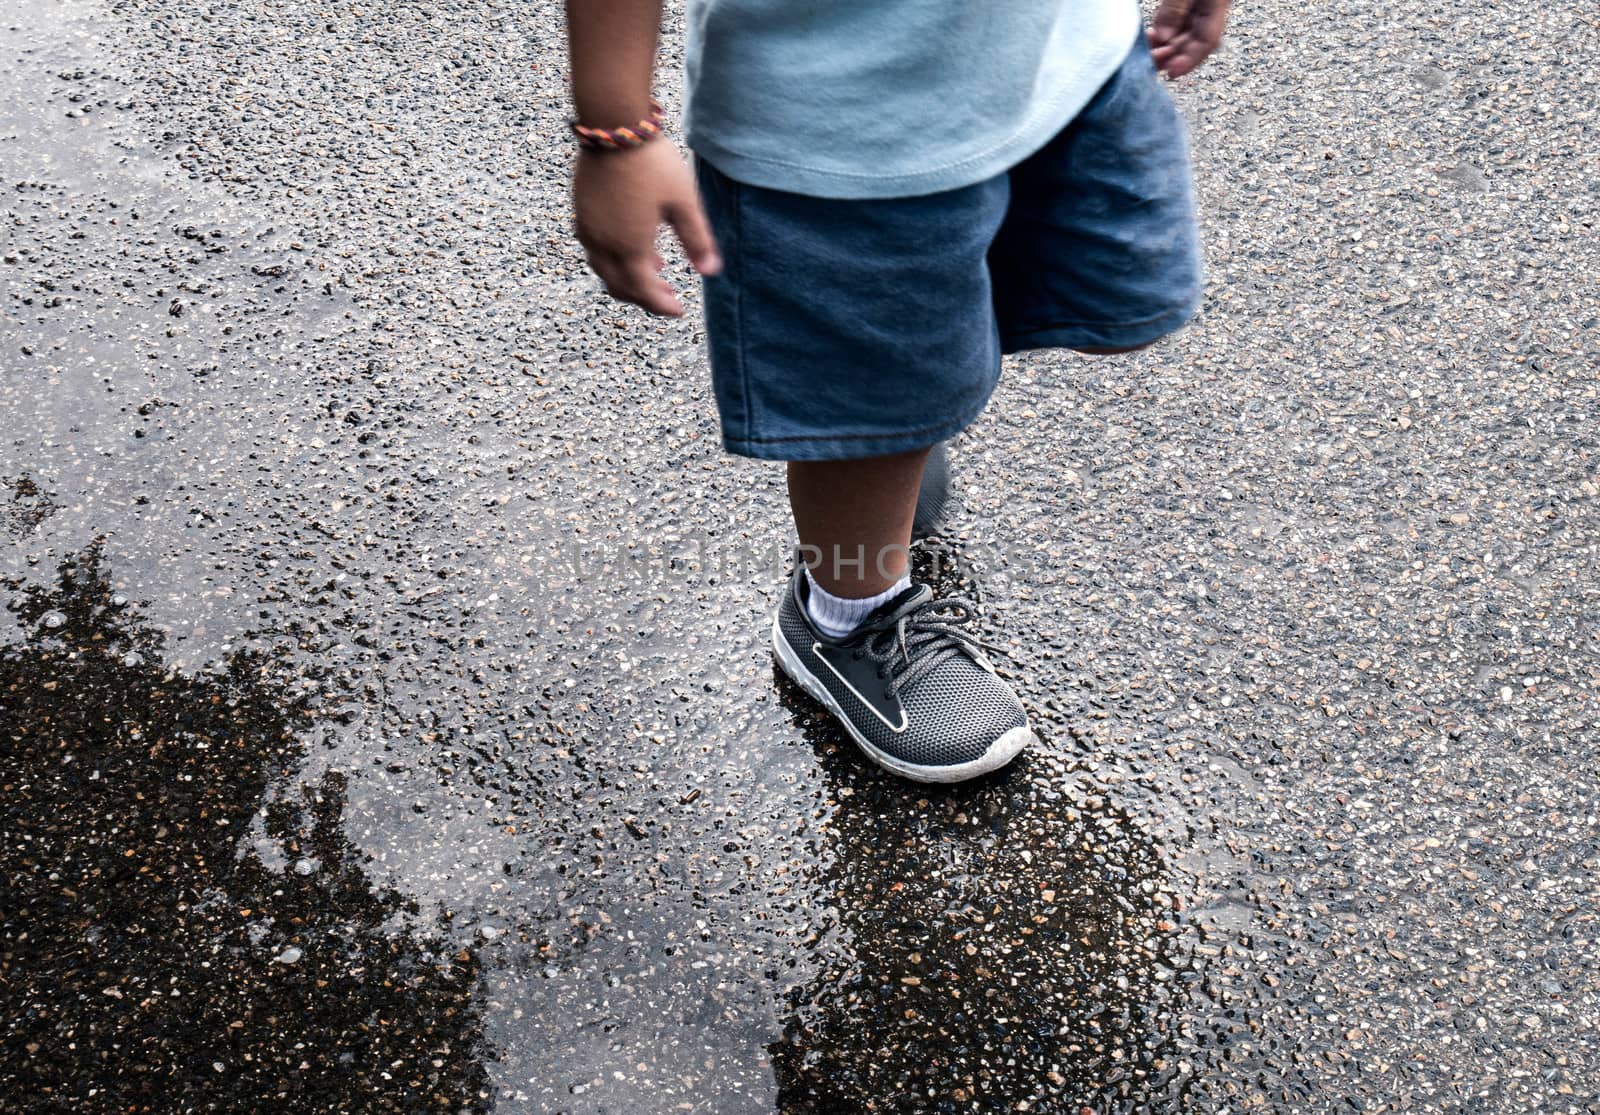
left=0, top=545, right=491, bottom=1112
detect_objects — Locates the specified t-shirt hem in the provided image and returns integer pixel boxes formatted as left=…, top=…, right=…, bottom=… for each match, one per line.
left=684, top=28, right=1135, bottom=200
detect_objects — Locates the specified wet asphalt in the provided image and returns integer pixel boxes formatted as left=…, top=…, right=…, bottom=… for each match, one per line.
left=2, top=0, right=1598, bottom=1112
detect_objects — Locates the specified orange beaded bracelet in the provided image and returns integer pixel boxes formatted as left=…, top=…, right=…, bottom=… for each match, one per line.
left=570, top=99, right=666, bottom=152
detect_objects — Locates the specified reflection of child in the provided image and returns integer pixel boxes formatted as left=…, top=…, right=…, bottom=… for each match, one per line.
left=565, top=0, right=1229, bottom=782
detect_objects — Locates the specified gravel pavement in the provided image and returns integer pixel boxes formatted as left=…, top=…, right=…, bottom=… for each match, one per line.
left=3, top=0, right=1598, bottom=1112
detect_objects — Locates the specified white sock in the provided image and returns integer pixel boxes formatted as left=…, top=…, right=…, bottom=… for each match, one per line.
left=804, top=569, right=912, bottom=639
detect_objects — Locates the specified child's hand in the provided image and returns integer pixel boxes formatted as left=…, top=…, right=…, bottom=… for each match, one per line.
left=1149, top=0, right=1230, bottom=79
left=573, top=142, right=722, bottom=317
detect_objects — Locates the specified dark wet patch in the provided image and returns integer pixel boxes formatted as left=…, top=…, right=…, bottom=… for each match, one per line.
left=765, top=631, right=1191, bottom=1111
left=0, top=544, right=490, bottom=1113
left=1, top=475, right=58, bottom=539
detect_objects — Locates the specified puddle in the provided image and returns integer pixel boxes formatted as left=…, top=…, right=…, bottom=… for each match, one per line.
left=767, top=714, right=1192, bottom=1111
left=0, top=544, right=492, bottom=1110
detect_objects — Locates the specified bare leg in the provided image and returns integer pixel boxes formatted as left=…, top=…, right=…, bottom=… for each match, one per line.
left=787, top=447, right=930, bottom=597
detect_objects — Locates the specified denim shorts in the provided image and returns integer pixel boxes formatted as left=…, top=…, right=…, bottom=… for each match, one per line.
left=695, top=31, right=1203, bottom=462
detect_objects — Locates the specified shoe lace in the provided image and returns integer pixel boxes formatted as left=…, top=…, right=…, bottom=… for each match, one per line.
left=850, top=596, right=1013, bottom=699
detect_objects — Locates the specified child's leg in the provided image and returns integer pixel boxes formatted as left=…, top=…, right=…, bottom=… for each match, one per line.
left=692, top=164, right=1023, bottom=781
left=788, top=448, right=929, bottom=598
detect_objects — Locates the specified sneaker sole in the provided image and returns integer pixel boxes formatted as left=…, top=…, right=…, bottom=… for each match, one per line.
left=771, top=612, right=1033, bottom=784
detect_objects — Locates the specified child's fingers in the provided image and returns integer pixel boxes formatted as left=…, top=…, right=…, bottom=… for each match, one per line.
left=1150, top=25, right=1191, bottom=74
left=1151, top=31, right=1198, bottom=75
left=1159, top=28, right=1224, bottom=77
left=665, top=198, right=723, bottom=276
left=1154, top=36, right=1193, bottom=76
left=599, top=251, right=683, bottom=317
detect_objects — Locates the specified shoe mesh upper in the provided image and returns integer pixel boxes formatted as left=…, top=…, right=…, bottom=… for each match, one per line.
left=778, top=581, right=1026, bottom=768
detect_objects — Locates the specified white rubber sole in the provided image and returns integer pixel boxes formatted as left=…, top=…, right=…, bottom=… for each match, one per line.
left=771, top=612, right=1033, bottom=784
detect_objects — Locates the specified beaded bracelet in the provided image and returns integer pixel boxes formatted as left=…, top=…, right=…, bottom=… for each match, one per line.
left=570, top=99, right=666, bottom=151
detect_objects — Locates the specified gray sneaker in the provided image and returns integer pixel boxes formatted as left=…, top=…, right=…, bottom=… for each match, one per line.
left=772, top=567, right=1034, bottom=783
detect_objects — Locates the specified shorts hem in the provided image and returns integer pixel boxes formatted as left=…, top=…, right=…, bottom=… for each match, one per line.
left=1001, top=293, right=1201, bottom=355
left=720, top=375, right=1000, bottom=462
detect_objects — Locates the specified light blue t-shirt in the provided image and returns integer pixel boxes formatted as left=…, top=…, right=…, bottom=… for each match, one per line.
left=683, top=0, right=1140, bottom=199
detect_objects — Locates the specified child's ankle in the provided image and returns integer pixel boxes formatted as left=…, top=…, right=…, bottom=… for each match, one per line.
left=803, top=568, right=912, bottom=639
